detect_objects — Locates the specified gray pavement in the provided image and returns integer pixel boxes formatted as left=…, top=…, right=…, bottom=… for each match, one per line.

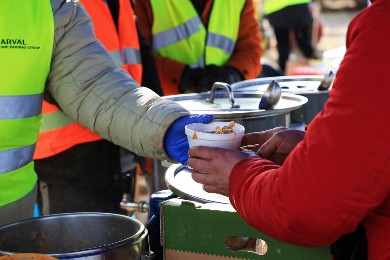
left=317, top=9, right=362, bottom=52
left=262, top=6, right=366, bottom=72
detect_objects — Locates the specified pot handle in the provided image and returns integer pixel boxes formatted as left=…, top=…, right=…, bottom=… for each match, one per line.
left=206, top=82, right=240, bottom=108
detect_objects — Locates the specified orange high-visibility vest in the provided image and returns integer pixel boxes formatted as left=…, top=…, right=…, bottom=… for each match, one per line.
left=81, top=0, right=143, bottom=83
left=34, top=102, right=103, bottom=159
left=34, top=0, right=142, bottom=160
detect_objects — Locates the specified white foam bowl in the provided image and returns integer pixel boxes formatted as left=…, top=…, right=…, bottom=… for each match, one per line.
left=185, top=122, right=245, bottom=149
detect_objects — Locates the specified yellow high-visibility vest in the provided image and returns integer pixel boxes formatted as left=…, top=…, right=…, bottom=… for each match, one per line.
left=150, top=0, right=245, bottom=94
left=0, top=0, right=54, bottom=206
left=264, top=0, right=311, bottom=15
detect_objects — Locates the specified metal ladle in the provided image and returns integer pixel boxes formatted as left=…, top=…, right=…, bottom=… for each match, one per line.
left=258, top=80, right=282, bottom=110
left=318, top=70, right=335, bottom=91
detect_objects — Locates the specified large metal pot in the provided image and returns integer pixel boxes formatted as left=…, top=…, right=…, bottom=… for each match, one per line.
left=165, top=164, right=229, bottom=204
left=163, top=83, right=308, bottom=133
left=231, top=75, right=332, bottom=125
left=0, top=213, right=152, bottom=260
left=149, top=83, right=307, bottom=192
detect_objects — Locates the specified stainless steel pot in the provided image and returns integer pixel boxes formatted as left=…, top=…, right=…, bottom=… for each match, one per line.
left=163, top=83, right=308, bottom=133
left=165, top=164, right=229, bottom=204
left=0, top=213, right=153, bottom=260
left=231, top=76, right=332, bottom=125
left=150, top=84, right=308, bottom=192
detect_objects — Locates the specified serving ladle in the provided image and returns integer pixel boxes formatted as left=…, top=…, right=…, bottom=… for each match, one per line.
left=318, top=70, right=335, bottom=91
left=259, top=80, right=282, bottom=110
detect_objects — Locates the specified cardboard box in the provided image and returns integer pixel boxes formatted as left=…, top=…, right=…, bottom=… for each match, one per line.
left=161, top=199, right=330, bottom=260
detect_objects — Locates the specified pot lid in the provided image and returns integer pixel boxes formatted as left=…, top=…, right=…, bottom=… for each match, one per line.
left=165, top=164, right=230, bottom=204
left=164, top=89, right=307, bottom=120
left=231, top=75, right=333, bottom=94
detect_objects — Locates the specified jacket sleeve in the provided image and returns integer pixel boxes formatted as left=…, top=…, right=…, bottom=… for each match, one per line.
left=47, top=0, right=190, bottom=161
left=226, top=0, right=263, bottom=80
left=229, top=6, right=390, bottom=247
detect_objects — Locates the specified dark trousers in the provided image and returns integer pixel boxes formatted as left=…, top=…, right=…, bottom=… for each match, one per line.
left=274, top=26, right=314, bottom=73
left=331, top=224, right=368, bottom=260
left=267, top=4, right=315, bottom=73
left=35, top=140, right=127, bottom=215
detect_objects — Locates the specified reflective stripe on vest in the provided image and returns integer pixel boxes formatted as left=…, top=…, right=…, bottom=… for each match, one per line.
left=0, top=145, right=36, bottom=174
left=150, top=0, right=245, bottom=94
left=80, top=0, right=142, bottom=84
left=39, top=104, right=73, bottom=131
left=263, top=0, right=311, bottom=15
left=206, top=0, right=245, bottom=65
left=33, top=102, right=102, bottom=160
left=0, top=94, right=42, bottom=173
left=0, top=0, right=54, bottom=206
left=0, top=94, right=42, bottom=119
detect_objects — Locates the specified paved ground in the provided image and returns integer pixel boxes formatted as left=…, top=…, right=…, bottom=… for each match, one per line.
left=263, top=6, right=365, bottom=74
left=317, top=8, right=361, bottom=52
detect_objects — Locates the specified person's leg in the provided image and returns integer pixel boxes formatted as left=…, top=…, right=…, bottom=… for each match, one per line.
left=35, top=140, right=125, bottom=215
left=44, top=181, right=125, bottom=214
left=273, top=27, right=290, bottom=74
left=294, top=25, right=315, bottom=59
left=0, top=184, right=37, bottom=227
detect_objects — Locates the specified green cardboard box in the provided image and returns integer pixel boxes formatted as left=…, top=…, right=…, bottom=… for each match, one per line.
left=161, top=198, right=330, bottom=260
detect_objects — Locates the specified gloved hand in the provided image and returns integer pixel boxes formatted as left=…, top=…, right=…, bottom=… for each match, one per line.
left=163, top=114, right=213, bottom=165
left=179, top=67, right=213, bottom=93
left=205, top=65, right=243, bottom=84
left=223, top=66, right=243, bottom=84
left=179, top=66, right=244, bottom=93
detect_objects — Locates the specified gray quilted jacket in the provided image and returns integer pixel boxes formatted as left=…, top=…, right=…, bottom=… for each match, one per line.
left=48, top=0, right=190, bottom=161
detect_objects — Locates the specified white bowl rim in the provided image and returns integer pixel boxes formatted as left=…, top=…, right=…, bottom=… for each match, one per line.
left=185, top=122, right=245, bottom=141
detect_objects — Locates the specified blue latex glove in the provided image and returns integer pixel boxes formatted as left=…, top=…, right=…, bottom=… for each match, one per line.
left=164, top=115, right=213, bottom=165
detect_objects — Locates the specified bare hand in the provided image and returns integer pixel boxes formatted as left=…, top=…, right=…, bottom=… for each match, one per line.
left=259, top=129, right=305, bottom=165
left=240, top=128, right=305, bottom=165
left=188, top=147, right=258, bottom=196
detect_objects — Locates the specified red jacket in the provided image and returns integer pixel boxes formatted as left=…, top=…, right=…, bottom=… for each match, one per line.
left=134, top=0, right=262, bottom=95
left=229, top=1, right=390, bottom=259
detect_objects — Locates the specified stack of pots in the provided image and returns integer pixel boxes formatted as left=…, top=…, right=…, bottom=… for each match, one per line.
left=231, top=75, right=333, bottom=126
left=163, top=82, right=308, bottom=133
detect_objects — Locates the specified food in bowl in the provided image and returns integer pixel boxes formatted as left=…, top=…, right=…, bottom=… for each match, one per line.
left=185, top=121, right=245, bottom=149
left=193, top=121, right=236, bottom=139
left=208, top=121, right=236, bottom=134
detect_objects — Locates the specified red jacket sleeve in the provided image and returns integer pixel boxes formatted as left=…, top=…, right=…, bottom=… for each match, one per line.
left=229, top=4, right=390, bottom=248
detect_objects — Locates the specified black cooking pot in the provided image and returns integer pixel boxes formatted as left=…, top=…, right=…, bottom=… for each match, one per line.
left=0, top=213, right=152, bottom=260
